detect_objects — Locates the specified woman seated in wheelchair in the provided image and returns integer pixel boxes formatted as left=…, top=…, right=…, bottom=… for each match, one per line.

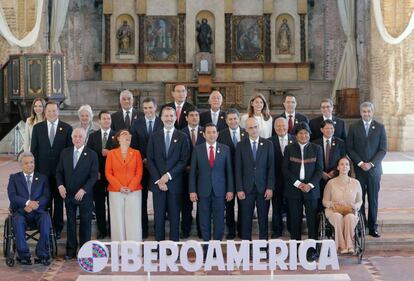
left=322, top=156, right=362, bottom=254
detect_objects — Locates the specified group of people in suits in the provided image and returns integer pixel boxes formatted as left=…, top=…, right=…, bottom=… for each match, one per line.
left=9, top=84, right=387, bottom=265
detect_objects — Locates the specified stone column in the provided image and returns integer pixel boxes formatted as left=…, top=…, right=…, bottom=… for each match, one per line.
left=225, top=13, right=232, bottom=63
left=178, top=13, right=186, bottom=63
left=264, top=13, right=271, bottom=63
left=297, top=0, right=308, bottom=62
left=138, top=14, right=145, bottom=63
left=104, top=14, right=111, bottom=63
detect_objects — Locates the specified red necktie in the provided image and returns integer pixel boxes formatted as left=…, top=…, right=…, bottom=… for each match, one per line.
left=325, top=139, right=331, bottom=169
left=176, top=105, right=182, bottom=123
left=288, top=115, right=293, bottom=134
left=209, top=145, right=214, bottom=168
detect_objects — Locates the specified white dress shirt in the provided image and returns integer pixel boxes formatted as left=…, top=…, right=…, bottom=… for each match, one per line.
left=47, top=119, right=58, bottom=138
left=278, top=134, right=288, bottom=155
left=206, top=142, right=217, bottom=160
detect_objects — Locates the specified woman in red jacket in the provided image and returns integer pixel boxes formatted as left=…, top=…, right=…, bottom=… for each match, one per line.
left=106, top=129, right=143, bottom=241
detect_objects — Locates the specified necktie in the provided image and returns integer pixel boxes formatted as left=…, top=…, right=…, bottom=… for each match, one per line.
left=364, top=122, right=369, bottom=136
left=176, top=105, right=182, bottom=123
left=191, top=128, right=196, bottom=147
left=280, top=137, right=285, bottom=156
left=102, top=132, right=108, bottom=149
left=252, top=141, right=257, bottom=161
left=73, top=150, right=80, bottom=169
left=165, top=130, right=171, bottom=154
left=325, top=139, right=331, bottom=169
left=26, top=175, right=32, bottom=197
left=148, top=120, right=153, bottom=134
left=232, top=130, right=238, bottom=146
left=49, top=122, right=55, bottom=146
left=212, top=112, right=218, bottom=125
left=288, top=115, right=293, bottom=134
left=125, top=110, right=131, bottom=130
left=209, top=145, right=215, bottom=168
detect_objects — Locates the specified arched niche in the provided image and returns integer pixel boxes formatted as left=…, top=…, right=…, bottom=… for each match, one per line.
left=195, top=11, right=215, bottom=54
left=115, top=14, right=135, bottom=55
left=275, top=14, right=294, bottom=56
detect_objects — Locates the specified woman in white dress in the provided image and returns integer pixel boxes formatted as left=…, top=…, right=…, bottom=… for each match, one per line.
left=23, top=98, right=45, bottom=152
left=240, top=92, right=273, bottom=138
left=322, top=156, right=363, bottom=254
left=73, top=104, right=98, bottom=144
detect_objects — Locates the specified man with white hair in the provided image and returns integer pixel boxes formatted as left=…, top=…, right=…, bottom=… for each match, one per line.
left=200, top=90, right=228, bottom=131
left=56, top=128, right=99, bottom=260
left=111, top=90, right=143, bottom=132
left=346, top=101, right=387, bottom=238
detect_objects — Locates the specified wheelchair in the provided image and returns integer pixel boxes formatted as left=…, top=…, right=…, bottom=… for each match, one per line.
left=3, top=209, right=58, bottom=267
left=317, top=210, right=365, bottom=264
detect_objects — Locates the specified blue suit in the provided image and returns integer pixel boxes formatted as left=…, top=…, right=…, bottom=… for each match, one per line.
left=147, top=129, right=190, bottom=241
left=130, top=116, right=163, bottom=237
left=235, top=137, right=275, bottom=240
left=7, top=172, right=51, bottom=259
left=189, top=143, right=234, bottom=241
left=199, top=110, right=228, bottom=131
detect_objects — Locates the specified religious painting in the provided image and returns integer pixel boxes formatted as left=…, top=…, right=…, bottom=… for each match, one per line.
left=232, top=16, right=264, bottom=61
left=144, top=16, right=178, bottom=62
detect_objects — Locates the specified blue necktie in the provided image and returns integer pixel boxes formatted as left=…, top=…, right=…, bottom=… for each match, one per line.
left=252, top=141, right=257, bottom=161
left=26, top=175, right=32, bottom=197
left=148, top=120, right=153, bottom=134
left=364, top=122, right=369, bottom=136
left=165, top=130, right=171, bottom=154
left=73, top=150, right=80, bottom=169
left=232, top=130, right=238, bottom=146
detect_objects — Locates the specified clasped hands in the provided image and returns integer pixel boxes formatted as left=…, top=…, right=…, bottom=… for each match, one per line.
left=58, top=185, right=86, bottom=201
left=360, top=162, right=373, bottom=171
left=157, top=173, right=170, bottom=192
left=24, top=200, right=39, bottom=213
left=298, top=182, right=312, bottom=193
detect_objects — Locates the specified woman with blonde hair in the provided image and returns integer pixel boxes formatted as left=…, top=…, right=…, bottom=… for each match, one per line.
left=240, top=92, right=273, bottom=138
left=73, top=104, right=98, bottom=143
left=322, top=156, right=363, bottom=254
left=23, top=98, right=45, bottom=152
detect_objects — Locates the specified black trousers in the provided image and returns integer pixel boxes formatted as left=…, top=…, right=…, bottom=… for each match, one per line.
left=93, top=178, right=109, bottom=237
left=225, top=197, right=241, bottom=236
left=65, top=198, right=93, bottom=256
left=48, top=176, right=64, bottom=233
left=141, top=169, right=150, bottom=238
left=198, top=194, right=225, bottom=241
left=180, top=173, right=201, bottom=236
left=153, top=190, right=181, bottom=241
left=271, top=193, right=284, bottom=236
left=287, top=197, right=318, bottom=240
left=355, top=169, right=381, bottom=231
left=239, top=188, right=270, bottom=240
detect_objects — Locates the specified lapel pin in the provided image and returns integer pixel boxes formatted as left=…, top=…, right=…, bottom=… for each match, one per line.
left=174, top=139, right=177, bottom=143
left=59, top=127, right=63, bottom=131
left=289, top=140, right=292, bottom=144
left=84, top=152, right=87, bottom=155
left=134, top=116, right=137, bottom=119
left=260, top=142, right=263, bottom=146
left=35, top=177, right=38, bottom=181
left=372, top=126, right=375, bottom=130
left=333, top=121, right=337, bottom=125
left=332, top=142, right=335, bottom=146
left=295, top=120, right=298, bottom=124
left=184, top=111, right=187, bottom=114
left=241, top=133, right=245, bottom=137
left=217, top=149, right=220, bottom=154
left=220, top=116, right=224, bottom=119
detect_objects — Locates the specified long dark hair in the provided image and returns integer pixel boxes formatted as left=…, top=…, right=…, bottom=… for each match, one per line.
left=112, top=129, right=131, bottom=148
left=247, top=92, right=271, bottom=121
left=332, top=156, right=355, bottom=178
left=29, top=98, right=46, bottom=124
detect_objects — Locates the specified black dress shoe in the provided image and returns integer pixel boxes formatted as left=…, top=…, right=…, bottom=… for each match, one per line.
left=369, top=230, right=381, bottom=238
left=16, top=256, right=32, bottom=265
left=181, top=233, right=190, bottom=239
left=35, top=257, right=51, bottom=266
left=271, top=233, right=282, bottom=239
left=226, top=233, right=236, bottom=239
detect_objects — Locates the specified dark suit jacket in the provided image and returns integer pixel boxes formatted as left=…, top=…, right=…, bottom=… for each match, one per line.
left=199, top=110, right=228, bottom=131
left=111, top=108, right=142, bottom=132
left=87, top=129, right=116, bottom=177
left=283, top=142, right=323, bottom=199
left=56, top=146, right=99, bottom=203
left=7, top=172, right=50, bottom=214
left=181, top=126, right=206, bottom=156
left=235, top=137, right=275, bottom=194
left=273, top=112, right=309, bottom=135
left=159, top=101, right=195, bottom=130
left=147, top=129, right=190, bottom=194
left=346, top=119, right=387, bottom=176
left=309, top=116, right=347, bottom=141
left=31, top=120, right=73, bottom=177
left=189, top=143, right=234, bottom=197
left=130, top=117, right=163, bottom=158
left=313, top=137, right=346, bottom=172
left=217, top=127, right=248, bottom=165
left=268, top=134, right=295, bottom=195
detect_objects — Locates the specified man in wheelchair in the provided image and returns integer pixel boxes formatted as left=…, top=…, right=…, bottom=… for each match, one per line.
left=7, top=152, right=51, bottom=265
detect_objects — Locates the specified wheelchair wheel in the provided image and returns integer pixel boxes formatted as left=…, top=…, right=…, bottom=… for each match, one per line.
left=49, top=229, right=58, bottom=258
left=3, top=216, right=15, bottom=266
left=354, top=212, right=366, bottom=264
left=6, top=257, right=15, bottom=267
left=318, top=212, right=327, bottom=240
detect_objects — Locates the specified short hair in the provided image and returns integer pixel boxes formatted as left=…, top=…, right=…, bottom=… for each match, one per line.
left=112, top=129, right=131, bottom=148
left=173, top=84, right=187, bottom=92
left=226, top=108, right=240, bottom=118
left=204, top=123, right=217, bottom=131
left=274, top=116, right=288, bottom=126
left=209, top=91, right=223, bottom=101
left=18, top=152, right=34, bottom=163
left=320, top=119, right=335, bottom=128
left=119, top=90, right=133, bottom=101
left=320, top=98, right=334, bottom=107
left=98, top=110, right=111, bottom=119
left=360, top=101, right=374, bottom=111
left=45, top=100, right=59, bottom=110
left=186, top=108, right=200, bottom=115
left=71, top=127, right=87, bottom=138
left=161, top=106, right=176, bottom=116
left=142, top=96, right=157, bottom=107
left=77, top=104, right=93, bottom=121
left=283, top=93, right=296, bottom=102
left=294, top=121, right=311, bottom=135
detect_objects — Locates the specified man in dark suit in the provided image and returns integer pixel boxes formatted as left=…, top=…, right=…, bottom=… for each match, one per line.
left=268, top=117, right=295, bottom=238
left=7, top=152, right=51, bottom=266
left=283, top=122, right=323, bottom=261
left=309, top=98, right=347, bottom=141
left=56, top=128, right=99, bottom=260
left=181, top=109, right=205, bottom=238
left=130, top=97, right=163, bottom=239
left=111, top=90, right=142, bottom=132
left=275, top=93, right=309, bottom=135
left=147, top=106, right=190, bottom=241
left=199, top=90, right=228, bottom=131
left=236, top=117, right=275, bottom=240
left=313, top=119, right=346, bottom=206
left=87, top=110, right=115, bottom=239
left=189, top=123, right=234, bottom=241
left=346, top=102, right=387, bottom=238
left=159, top=84, right=195, bottom=130
left=217, top=108, right=247, bottom=239
left=31, top=101, right=72, bottom=239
